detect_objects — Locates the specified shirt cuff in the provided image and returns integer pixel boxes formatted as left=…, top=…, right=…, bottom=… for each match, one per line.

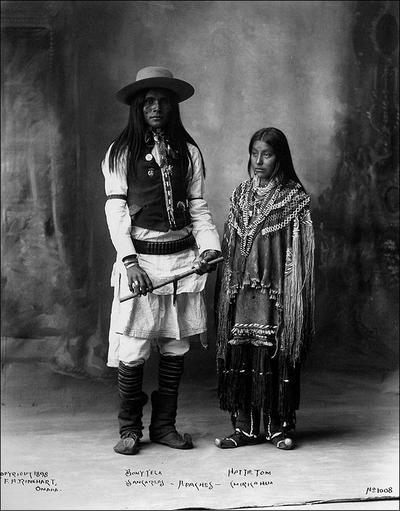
left=194, top=228, right=221, bottom=255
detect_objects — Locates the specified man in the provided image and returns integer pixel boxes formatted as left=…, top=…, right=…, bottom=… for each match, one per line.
left=102, top=66, right=221, bottom=455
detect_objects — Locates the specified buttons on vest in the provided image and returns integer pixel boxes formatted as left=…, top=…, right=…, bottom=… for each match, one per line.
left=127, top=153, right=189, bottom=232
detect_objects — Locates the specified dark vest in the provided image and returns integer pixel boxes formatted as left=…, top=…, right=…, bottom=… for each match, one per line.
left=127, top=148, right=190, bottom=232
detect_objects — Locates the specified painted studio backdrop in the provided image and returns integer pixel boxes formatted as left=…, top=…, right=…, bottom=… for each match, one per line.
left=1, top=1, right=399, bottom=391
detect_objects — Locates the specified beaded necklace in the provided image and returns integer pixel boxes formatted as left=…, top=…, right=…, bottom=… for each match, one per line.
left=239, top=178, right=281, bottom=257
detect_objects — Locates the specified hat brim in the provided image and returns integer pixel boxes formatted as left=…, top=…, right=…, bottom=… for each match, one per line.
left=116, top=77, right=194, bottom=104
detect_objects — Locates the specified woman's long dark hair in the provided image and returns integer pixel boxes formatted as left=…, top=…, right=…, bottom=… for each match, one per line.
left=247, top=127, right=306, bottom=191
left=108, top=88, right=204, bottom=179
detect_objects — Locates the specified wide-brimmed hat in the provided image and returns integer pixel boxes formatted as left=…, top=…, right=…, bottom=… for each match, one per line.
left=116, top=66, right=195, bottom=104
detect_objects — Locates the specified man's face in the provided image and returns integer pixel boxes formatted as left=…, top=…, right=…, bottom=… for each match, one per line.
left=143, top=88, right=172, bottom=130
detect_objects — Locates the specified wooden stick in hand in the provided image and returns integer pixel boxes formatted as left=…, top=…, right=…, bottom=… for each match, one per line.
left=119, top=256, right=224, bottom=303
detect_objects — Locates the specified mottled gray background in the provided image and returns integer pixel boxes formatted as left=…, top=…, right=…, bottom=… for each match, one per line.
left=1, top=0, right=398, bottom=385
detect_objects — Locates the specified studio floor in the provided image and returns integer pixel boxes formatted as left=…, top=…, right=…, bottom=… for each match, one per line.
left=1, top=352, right=399, bottom=511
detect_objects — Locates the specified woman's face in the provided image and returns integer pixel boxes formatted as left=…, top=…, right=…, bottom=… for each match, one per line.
left=250, top=140, right=277, bottom=184
left=143, top=88, right=172, bottom=130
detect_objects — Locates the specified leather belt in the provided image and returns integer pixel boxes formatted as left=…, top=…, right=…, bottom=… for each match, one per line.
left=132, top=233, right=196, bottom=255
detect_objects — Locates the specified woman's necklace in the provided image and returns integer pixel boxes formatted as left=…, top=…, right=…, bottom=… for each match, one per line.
left=240, top=178, right=280, bottom=256
left=253, top=175, right=275, bottom=194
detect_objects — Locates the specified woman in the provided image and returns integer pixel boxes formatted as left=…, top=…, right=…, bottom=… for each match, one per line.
left=102, top=66, right=221, bottom=455
left=215, top=127, right=314, bottom=450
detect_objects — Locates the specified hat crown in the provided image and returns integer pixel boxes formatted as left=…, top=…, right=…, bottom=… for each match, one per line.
left=136, top=66, right=174, bottom=82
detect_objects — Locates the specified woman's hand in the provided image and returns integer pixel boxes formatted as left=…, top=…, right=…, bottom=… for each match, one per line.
left=192, top=250, right=222, bottom=275
left=126, top=265, right=153, bottom=296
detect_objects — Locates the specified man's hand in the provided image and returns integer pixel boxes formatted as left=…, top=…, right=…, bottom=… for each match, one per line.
left=126, top=265, right=153, bottom=296
left=192, top=250, right=222, bottom=275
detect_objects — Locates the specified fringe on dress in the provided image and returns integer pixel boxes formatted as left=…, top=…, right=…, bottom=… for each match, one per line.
left=216, top=179, right=315, bottom=423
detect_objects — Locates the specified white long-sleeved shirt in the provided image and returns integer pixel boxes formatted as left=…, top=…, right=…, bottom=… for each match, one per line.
left=102, top=141, right=221, bottom=294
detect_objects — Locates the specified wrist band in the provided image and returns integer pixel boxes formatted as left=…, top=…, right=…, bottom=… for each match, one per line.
left=123, top=255, right=138, bottom=266
left=125, top=261, right=138, bottom=269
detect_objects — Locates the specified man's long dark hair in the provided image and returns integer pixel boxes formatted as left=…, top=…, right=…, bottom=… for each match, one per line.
left=108, top=88, right=204, bottom=179
left=247, top=127, right=306, bottom=191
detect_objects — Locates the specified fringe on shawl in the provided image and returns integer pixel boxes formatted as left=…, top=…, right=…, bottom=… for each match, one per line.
left=281, top=210, right=315, bottom=366
left=216, top=217, right=236, bottom=361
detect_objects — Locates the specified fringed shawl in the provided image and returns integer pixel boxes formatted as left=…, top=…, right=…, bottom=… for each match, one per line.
left=216, top=178, right=315, bottom=368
